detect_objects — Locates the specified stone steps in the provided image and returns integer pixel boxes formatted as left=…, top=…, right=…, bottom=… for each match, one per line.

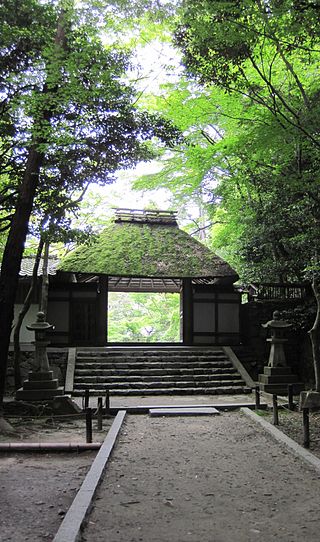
left=77, top=364, right=236, bottom=377
left=77, top=359, right=233, bottom=371
left=74, top=374, right=242, bottom=384
left=71, top=347, right=251, bottom=396
left=76, top=349, right=225, bottom=357
left=76, top=355, right=230, bottom=363
left=74, top=379, right=246, bottom=389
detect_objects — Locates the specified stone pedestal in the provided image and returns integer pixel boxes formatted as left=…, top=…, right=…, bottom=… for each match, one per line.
left=259, top=366, right=304, bottom=395
left=300, top=390, right=320, bottom=410
left=258, top=310, right=304, bottom=396
left=16, top=370, right=64, bottom=401
left=266, top=337, right=288, bottom=367
left=15, top=311, right=63, bottom=402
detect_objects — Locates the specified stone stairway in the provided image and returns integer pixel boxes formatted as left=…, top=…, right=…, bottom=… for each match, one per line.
left=71, top=347, right=252, bottom=396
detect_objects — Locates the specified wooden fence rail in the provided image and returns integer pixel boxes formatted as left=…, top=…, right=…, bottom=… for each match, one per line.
left=245, top=282, right=311, bottom=301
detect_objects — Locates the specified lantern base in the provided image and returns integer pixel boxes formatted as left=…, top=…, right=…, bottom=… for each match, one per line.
left=258, top=366, right=304, bottom=396
left=16, top=370, right=64, bottom=401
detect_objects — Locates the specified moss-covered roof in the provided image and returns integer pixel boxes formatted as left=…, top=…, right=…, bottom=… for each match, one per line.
left=60, top=221, right=238, bottom=279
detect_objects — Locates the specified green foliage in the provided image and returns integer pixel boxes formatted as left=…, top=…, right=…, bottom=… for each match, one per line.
left=132, top=2, right=320, bottom=283
left=0, top=0, right=181, bottom=238
left=100, top=0, right=179, bottom=26
left=280, top=303, right=317, bottom=334
left=108, top=291, right=181, bottom=342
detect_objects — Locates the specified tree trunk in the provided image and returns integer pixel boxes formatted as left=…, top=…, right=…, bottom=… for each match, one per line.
left=0, top=149, right=43, bottom=408
left=13, top=237, right=44, bottom=390
left=39, top=239, right=49, bottom=318
left=309, top=277, right=320, bottom=392
left=0, top=7, right=68, bottom=410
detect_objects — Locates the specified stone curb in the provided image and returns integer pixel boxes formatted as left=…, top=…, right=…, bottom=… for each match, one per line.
left=241, top=407, right=320, bottom=474
left=149, top=406, right=220, bottom=416
left=65, top=347, right=76, bottom=394
left=223, top=346, right=256, bottom=388
left=53, top=410, right=126, bottom=542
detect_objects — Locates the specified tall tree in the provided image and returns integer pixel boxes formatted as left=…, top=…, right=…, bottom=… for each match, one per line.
left=0, top=0, right=180, bottom=408
left=173, top=0, right=320, bottom=385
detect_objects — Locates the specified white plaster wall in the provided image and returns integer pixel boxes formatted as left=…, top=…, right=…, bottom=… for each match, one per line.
left=192, top=295, right=240, bottom=335
left=218, top=303, right=240, bottom=333
left=193, top=302, right=215, bottom=332
left=11, top=304, right=40, bottom=343
left=11, top=301, right=70, bottom=343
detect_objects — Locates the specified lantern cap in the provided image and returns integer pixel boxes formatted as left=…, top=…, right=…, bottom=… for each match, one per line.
left=26, top=311, right=54, bottom=331
left=262, top=310, right=292, bottom=329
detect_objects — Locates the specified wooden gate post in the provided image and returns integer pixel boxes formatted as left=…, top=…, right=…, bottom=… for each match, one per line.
left=97, top=275, right=108, bottom=345
left=182, top=278, right=193, bottom=345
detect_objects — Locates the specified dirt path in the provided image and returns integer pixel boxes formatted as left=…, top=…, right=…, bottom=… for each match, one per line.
left=0, top=417, right=111, bottom=541
left=83, top=412, right=320, bottom=542
left=0, top=452, right=94, bottom=541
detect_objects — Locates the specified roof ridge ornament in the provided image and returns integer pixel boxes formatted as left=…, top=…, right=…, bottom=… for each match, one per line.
left=113, top=208, right=178, bottom=226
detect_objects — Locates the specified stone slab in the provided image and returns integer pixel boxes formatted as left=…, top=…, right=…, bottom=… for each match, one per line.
left=262, top=367, right=292, bottom=376
left=28, top=371, right=53, bottom=381
left=23, top=379, right=59, bottom=390
left=259, top=382, right=304, bottom=395
left=16, top=387, right=64, bottom=401
left=52, top=395, right=82, bottom=414
left=149, top=407, right=220, bottom=417
left=259, top=374, right=298, bottom=384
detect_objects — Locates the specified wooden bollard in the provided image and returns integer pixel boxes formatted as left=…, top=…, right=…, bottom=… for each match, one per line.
left=97, top=397, right=103, bottom=431
left=288, top=384, right=294, bottom=411
left=84, top=389, right=90, bottom=410
left=105, top=389, right=110, bottom=414
left=255, top=386, right=261, bottom=410
left=303, top=408, right=310, bottom=448
left=272, top=394, right=279, bottom=425
left=86, top=407, right=93, bottom=443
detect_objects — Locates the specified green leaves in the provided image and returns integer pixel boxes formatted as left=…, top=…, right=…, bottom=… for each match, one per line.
left=108, top=292, right=181, bottom=343
left=130, top=0, right=320, bottom=283
left=176, top=0, right=320, bottom=147
left=0, top=0, right=181, bottom=244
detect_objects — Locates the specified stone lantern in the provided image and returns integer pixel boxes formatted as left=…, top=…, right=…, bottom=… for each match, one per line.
left=16, top=311, right=64, bottom=401
left=258, top=310, right=303, bottom=396
left=262, top=310, right=292, bottom=368
left=27, top=311, right=54, bottom=372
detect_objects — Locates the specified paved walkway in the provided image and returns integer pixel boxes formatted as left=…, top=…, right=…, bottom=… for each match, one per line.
left=74, top=393, right=258, bottom=409
left=82, top=411, right=320, bottom=542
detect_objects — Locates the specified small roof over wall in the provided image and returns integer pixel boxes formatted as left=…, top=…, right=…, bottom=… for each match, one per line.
left=18, top=256, right=59, bottom=277
left=60, top=209, right=238, bottom=282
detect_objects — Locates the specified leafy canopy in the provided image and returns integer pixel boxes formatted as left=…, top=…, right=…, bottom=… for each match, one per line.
left=133, top=0, right=320, bottom=282
left=0, top=0, right=181, bottom=238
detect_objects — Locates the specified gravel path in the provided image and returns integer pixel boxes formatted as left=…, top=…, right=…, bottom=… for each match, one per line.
left=0, top=417, right=110, bottom=541
left=83, top=411, right=320, bottom=542
left=0, top=452, right=94, bottom=541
